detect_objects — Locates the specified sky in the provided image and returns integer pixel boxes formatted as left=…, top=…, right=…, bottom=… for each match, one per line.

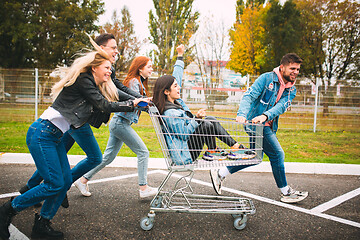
left=97, top=0, right=238, bottom=54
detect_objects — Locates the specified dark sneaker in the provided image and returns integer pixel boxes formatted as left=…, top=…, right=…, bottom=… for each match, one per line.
left=31, top=213, right=64, bottom=239
left=227, top=149, right=257, bottom=160
left=0, top=200, right=17, bottom=240
left=61, top=194, right=69, bottom=208
left=19, top=185, right=42, bottom=208
left=280, top=187, right=309, bottom=203
left=202, top=150, right=228, bottom=161
left=18, top=185, right=30, bottom=194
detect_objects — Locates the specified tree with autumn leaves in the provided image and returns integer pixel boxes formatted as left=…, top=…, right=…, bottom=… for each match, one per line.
left=227, top=1, right=269, bottom=76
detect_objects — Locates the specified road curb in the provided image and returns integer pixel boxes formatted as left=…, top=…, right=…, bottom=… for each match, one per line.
left=1, top=152, right=359, bottom=176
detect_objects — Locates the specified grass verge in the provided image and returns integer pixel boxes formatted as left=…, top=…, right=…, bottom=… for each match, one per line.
left=0, top=119, right=359, bottom=164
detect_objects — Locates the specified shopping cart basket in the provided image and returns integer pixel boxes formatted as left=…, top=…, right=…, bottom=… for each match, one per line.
left=140, top=106, right=263, bottom=231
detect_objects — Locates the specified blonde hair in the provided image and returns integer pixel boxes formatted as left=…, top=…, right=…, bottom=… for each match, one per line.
left=51, top=51, right=118, bottom=102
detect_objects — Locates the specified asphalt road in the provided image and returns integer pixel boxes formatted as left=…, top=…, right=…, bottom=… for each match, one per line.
left=1, top=164, right=359, bottom=240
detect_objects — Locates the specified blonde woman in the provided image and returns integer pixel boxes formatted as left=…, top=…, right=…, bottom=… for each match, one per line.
left=0, top=51, right=145, bottom=240
left=76, top=56, right=158, bottom=198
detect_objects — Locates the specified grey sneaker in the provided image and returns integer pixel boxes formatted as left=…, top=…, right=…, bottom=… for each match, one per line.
left=280, top=187, right=308, bottom=203
left=210, top=169, right=224, bottom=195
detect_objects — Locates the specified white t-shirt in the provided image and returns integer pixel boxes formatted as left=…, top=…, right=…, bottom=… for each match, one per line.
left=40, top=107, right=70, bottom=133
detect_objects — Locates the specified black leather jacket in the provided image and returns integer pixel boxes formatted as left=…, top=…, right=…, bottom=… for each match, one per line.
left=87, top=68, right=143, bottom=128
left=52, top=71, right=135, bottom=129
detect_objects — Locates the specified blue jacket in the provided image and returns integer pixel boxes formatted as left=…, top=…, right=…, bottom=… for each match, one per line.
left=115, top=77, right=147, bottom=124
left=162, top=59, right=197, bottom=165
left=163, top=103, right=199, bottom=165
left=115, top=59, right=186, bottom=125
left=237, top=71, right=296, bottom=132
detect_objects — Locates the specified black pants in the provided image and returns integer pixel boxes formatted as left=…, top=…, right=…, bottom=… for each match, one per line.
left=188, top=116, right=236, bottom=160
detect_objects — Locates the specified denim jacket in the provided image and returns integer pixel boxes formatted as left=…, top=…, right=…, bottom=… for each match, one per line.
left=115, top=59, right=187, bottom=125
left=115, top=78, right=147, bottom=124
left=162, top=59, right=197, bottom=165
left=163, top=105, right=199, bottom=165
left=237, top=71, right=296, bottom=132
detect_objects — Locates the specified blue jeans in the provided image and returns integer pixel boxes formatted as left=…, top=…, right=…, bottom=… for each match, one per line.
left=84, top=115, right=149, bottom=186
left=12, top=119, right=72, bottom=220
left=26, top=123, right=102, bottom=190
left=227, top=126, right=287, bottom=188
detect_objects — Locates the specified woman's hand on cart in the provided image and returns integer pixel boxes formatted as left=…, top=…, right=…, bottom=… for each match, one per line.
left=236, top=116, right=247, bottom=123
left=196, top=109, right=206, bottom=119
left=134, top=98, right=151, bottom=107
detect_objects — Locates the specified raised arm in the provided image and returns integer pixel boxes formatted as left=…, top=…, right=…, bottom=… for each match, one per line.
left=172, top=44, right=185, bottom=91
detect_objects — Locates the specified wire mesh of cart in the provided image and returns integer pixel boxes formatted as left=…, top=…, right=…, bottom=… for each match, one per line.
left=140, top=105, right=263, bottom=231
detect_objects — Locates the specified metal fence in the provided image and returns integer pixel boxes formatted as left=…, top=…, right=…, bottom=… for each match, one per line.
left=0, top=68, right=359, bottom=132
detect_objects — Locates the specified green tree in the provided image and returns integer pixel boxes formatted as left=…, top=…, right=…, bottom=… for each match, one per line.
left=148, top=0, right=199, bottom=74
left=235, top=0, right=266, bottom=22
left=100, top=7, right=142, bottom=72
left=263, top=0, right=302, bottom=71
left=295, top=0, right=360, bottom=115
left=322, top=0, right=360, bottom=82
left=0, top=0, right=104, bottom=69
left=294, top=0, right=326, bottom=79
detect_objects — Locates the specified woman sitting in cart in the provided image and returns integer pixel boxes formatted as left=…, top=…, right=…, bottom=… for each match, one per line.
left=152, top=73, right=247, bottom=165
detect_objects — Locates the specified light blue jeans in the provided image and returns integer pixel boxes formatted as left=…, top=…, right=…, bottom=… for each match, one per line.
left=12, top=119, right=72, bottom=220
left=227, top=126, right=287, bottom=188
left=84, top=115, right=149, bottom=186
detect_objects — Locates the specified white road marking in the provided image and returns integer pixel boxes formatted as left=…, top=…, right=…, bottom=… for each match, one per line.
left=310, top=187, right=360, bottom=213
left=9, top=224, right=29, bottom=240
left=1, top=171, right=159, bottom=239
left=1, top=169, right=359, bottom=240
left=160, top=170, right=360, bottom=229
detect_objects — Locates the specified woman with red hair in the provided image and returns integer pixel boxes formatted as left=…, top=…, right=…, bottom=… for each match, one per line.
left=75, top=56, right=158, bottom=198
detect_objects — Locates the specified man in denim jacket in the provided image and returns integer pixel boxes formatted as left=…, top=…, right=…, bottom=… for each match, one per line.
left=210, top=53, right=309, bottom=203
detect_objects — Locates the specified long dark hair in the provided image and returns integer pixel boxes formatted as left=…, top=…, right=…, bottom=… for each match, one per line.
left=123, top=56, right=151, bottom=96
left=152, top=75, right=176, bottom=114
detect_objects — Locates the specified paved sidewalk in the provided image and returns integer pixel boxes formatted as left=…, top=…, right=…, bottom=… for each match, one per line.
left=1, top=152, right=359, bottom=175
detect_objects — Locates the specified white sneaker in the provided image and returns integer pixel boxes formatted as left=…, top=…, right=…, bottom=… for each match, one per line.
left=210, top=169, right=224, bottom=195
left=280, top=187, right=308, bottom=203
left=139, top=186, right=158, bottom=198
left=74, top=179, right=91, bottom=197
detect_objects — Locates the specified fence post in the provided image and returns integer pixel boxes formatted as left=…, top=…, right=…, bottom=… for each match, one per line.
left=246, top=74, right=249, bottom=89
left=313, top=77, right=319, bottom=132
left=35, top=68, right=38, bottom=120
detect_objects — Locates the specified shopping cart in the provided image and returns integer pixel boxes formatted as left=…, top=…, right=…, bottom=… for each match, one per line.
left=140, top=106, right=263, bottom=231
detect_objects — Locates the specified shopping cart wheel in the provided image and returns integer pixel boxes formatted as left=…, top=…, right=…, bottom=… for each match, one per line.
left=140, top=211, right=155, bottom=231
left=233, top=214, right=247, bottom=230
left=150, top=196, right=163, bottom=208
left=140, top=216, right=154, bottom=231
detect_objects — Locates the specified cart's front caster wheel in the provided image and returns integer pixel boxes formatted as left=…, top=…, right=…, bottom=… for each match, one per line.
left=233, top=215, right=247, bottom=230
left=150, top=196, right=162, bottom=208
left=140, top=216, right=154, bottom=231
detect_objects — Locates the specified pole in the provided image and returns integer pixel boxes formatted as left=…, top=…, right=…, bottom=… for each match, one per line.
left=35, top=68, right=38, bottom=120
left=313, top=78, right=319, bottom=132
